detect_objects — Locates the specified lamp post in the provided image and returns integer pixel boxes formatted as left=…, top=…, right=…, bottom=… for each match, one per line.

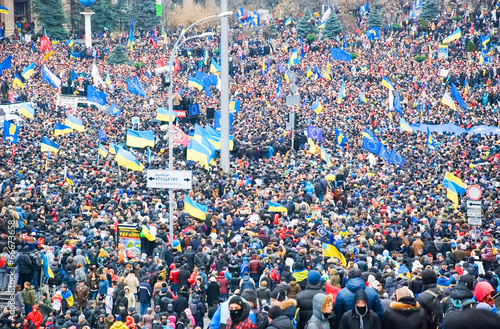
left=166, top=12, right=233, bottom=245
left=220, top=0, right=230, bottom=172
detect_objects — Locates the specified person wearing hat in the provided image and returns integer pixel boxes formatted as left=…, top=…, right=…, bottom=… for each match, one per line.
left=295, top=270, right=325, bottom=329
left=335, top=268, right=384, bottom=327
left=226, top=295, right=256, bottom=329
left=380, top=287, right=426, bottom=329
left=269, top=288, right=299, bottom=329
left=109, top=315, right=128, bottom=329
left=440, top=275, right=476, bottom=321
left=138, top=277, right=153, bottom=316
left=416, top=269, right=446, bottom=328
left=306, top=294, right=333, bottom=329
left=38, top=292, right=52, bottom=319
left=339, top=289, right=380, bottom=329
left=266, top=306, right=294, bottom=329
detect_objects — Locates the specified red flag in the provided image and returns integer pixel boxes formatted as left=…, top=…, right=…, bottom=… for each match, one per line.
left=172, top=126, right=190, bottom=146
left=173, top=58, right=181, bottom=75
left=40, top=35, right=52, bottom=52
left=157, top=53, right=166, bottom=68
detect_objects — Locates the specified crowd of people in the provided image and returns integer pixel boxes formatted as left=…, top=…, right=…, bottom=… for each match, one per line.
left=2, top=2, right=500, bottom=329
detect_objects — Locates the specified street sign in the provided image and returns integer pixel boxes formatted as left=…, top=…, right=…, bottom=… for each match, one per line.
left=146, top=169, right=192, bottom=189
left=467, top=200, right=482, bottom=226
left=467, top=185, right=482, bottom=200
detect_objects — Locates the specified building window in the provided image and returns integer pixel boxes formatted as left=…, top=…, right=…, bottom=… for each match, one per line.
left=14, top=1, right=28, bottom=22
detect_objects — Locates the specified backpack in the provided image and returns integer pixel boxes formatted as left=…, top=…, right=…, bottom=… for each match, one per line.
left=189, top=302, right=199, bottom=317
left=423, top=287, right=448, bottom=328
left=240, top=276, right=255, bottom=291
left=440, top=296, right=476, bottom=325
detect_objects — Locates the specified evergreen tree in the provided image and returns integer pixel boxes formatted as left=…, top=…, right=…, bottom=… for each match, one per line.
left=108, top=45, right=131, bottom=65
left=33, top=0, right=68, bottom=40
left=420, top=0, right=439, bottom=22
left=265, top=20, right=279, bottom=39
left=128, top=0, right=161, bottom=32
left=297, top=9, right=318, bottom=39
left=90, top=0, right=118, bottom=33
left=322, top=11, right=342, bottom=39
left=366, top=8, right=383, bottom=30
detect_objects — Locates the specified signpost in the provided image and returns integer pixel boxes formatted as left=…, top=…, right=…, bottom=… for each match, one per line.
left=286, top=73, right=300, bottom=149
left=146, top=169, right=193, bottom=190
left=466, top=200, right=482, bottom=226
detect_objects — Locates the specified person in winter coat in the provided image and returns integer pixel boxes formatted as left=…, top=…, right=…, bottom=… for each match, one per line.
left=256, top=281, right=271, bottom=307
left=75, top=281, right=90, bottom=310
left=440, top=275, right=475, bottom=316
left=270, top=289, right=299, bottom=326
left=142, top=308, right=155, bottom=329
left=335, top=268, right=384, bottom=327
left=124, top=272, right=139, bottom=295
left=139, top=277, right=153, bottom=315
left=110, top=315, right=128, bottom=329
left=306, top=294, right=333, bottom=329
left=25, top=305, right=43, bottom=329
left=105, top=287, right=114, bottom=314
left=206, top=277, right=221, bottom=307
left=190, top=293, right=205, bottom=328
left=416, top=269, right=448, bottom=328
left=266, top=306, right=294, bottom=329
left=124, top=286, right=136, bottom=308
left=15, top=285, right=24, bottom=311
left=16, top=246, right=34, bottom=286
left=296, top=270, right=325, bottom=329
left=226, top=295, right=257, bottom=329
left=442, top=308, right=500, bottom=329
left=218, top=271, right=230, bottom=300
left=287, top=279, right=301, bottom=299
left=473, top=281, right=496, bottom=312
left=381, top=287, right=427, bottom=329
left=339, top=289, right=381, bottom=329
left=22, top=281, right=36, bottom=315
left=38, top=292, right=52, bottom=319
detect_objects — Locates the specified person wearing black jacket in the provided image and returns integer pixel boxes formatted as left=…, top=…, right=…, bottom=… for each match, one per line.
left=416, top=269, right=448, bottom=329
left=381, top=287, right=427, bottom=329
left=295, top=270, right=325, bottom=329
left=16, top=246, right=34, bottom=286
left=339, top=289, right=381, bottom=329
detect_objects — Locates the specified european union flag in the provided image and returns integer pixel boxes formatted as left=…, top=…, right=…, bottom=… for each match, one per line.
left=307, top=125, right=323, bottom=140
left=127, top=76, right=147, bottom=98
left=108, top=103, right=121, bottom=116
left=196, top=71, right=218, bottom=86
left=98, top=128, right=107, bottom=142
left=0, top=55, right=11, bottom=76
left=329, top=48, right=352, bottom=62
left=189, top=103, right=200, bottom=116
left=3, top=120, right=19, bottom=144
left=394, top=90, right=403, bottom=115
left=87, top=85, right=107, bottom=106
left=389, top=150, right=406, bottom=167
left=362, top=137, right=381, bottom=154
left=377, top=144, right=391, bottom=162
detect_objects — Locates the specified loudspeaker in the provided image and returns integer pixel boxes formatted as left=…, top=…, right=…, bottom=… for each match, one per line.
left=206, top=107, right=215, bottom=119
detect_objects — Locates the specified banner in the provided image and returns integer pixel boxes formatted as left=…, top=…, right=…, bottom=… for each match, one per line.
left=116, top=225, right=141, bottom=259
left=438, top=45, right=448, bottom=59
left=156, top=0, right=162, bottom=16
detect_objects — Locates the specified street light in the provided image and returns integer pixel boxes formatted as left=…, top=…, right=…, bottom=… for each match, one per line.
left=166, top=12, right=232, bottom=246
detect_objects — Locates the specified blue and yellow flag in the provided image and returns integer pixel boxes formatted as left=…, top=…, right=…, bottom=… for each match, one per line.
left=188, top=76, right=204, bottom=90
left=359, top=90, right=367, bottom=103
left=64, top=166, right=74, bottom=186
left=236, top=7, right=244, bottom=20
left=337, top=78, right=346, bottom=103
left=66, top=39, right=74, bottom=47
left=98, top=144, right=108, bottom=157
left=229, top=99, right=240, bottom=113
left=312, top=99, right=324, bottom=114
left=126, top=129, right=155, bottom=148
left=322, top=242, right=347, bottom=266
left=443, top=172, right=466, bottom=195
left=3, top=120, right=19, bottom=144
left=292, top=269, right=308, bottom=282
left=186, top=138, right=213, bottom=169
left=19, top=103, right=34, bottom=118
left=108, top=103, right=121, bottom=116
left=115, top=148, right=144, bottom=171
left=184, top=195, right=208, bottom=220
left=128, top=18, right=135, bottom=51
left=306, top=66, right=312, bottom=78
left=335, top=128, right=348, bottom=149
left=288, top=49, right=299, bottom=67
left=54, top=123, right=73, bottom=136
left=442, top=27, right=461, bottom=44
left=193, top=124, right=216, bottom=157
left=268, top=201, right=287, bottom=212
left=41, top=136, right=59, bottom=152
left=109, top=142, right=121, bottom=155
left=12, top=74, right=24, bottom=89
left=41, top=252, right=54, bottom=279
left=381, top=77, right=394, bottom=90
left=210, top=58, right=221, bottom=74
left=22, top=62, right=35, bottom=79
left=156, top=107, right=177, bottom=122
left=399, top=118, right=413, bottom=133
left=426, top=127, right=437, bottom=150
left=320, top=145, right=331, bottom=166
left=65, top=114, right=84, bottom=132
left=285, top=17, right=292, bottom=25
left=105, top=70, right=111, bottom=85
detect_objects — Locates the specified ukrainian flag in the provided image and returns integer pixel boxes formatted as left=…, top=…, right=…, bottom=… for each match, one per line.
left=318, top=20, right=326, bottom=29
left=308, top=138, right=318, bottom=154
left=337, top=78, right=345, bottom=103
left=446, top=184, right=459, bottom=209
left=193, top=124, right=216, bottom=157
left=210, top=58, right=221, bottom=74
left=427, top=127, right=437, bottom=150
left=320, top=145, right=331, bottom=166
left=464, top=78, right=470, bottom=95
left=156, top=107, right=177, bottom=122
left=442, top=27, right=461, bottom=44
left=126, top=129, right=155, bottom=148
left=54, top=123, right=73, bottom=136
left=128, top=18, right=135, bottom=51
left=481, top=32, right=492, bottom=46
left=307, top=66, right=312, bottom=78
left=268, top=201, right=287, bottom=212
left=98, top=144, right=108, bottom=157
left=105, top=70, right=111, bottom=86
left=292, top=269, right=308, bottom=282
left=22, top=63, right=35, bottom=79
left=0, top=5, right=9, bottom=14
left=362, top=128, right=376, bottom=140
left=41, top=136, right=59, bottom=152
left=323, top=69, right=331, bottom=81
left=312, top=99, right=324, bottom=114
left=399, top=118, right=413, bottom=133
left=336, top=128, right=348, bottom=149
left=381, top=77, right=395, bottom=90
left=109, top=142, right=121, bottom=154
left=41, top=252, right=54, bottom=279
left=186, top=138, right=213, bottom=169
left=66, top=39, right=74, bottom=47
left=443, top=172, right=466, bottom=195
left=19, top=104, right=34, bottom=118
left=64, top=114, right=85, bottom=132
left=184, top=195, right=207, bottom=220
left=13, top=74, right=24, bottom=89
left=285, top=17, right=292, bottom=25
left=115, top=148, right=144, bottom=171
left=236, top=7, right=244, bottom=20
left=360, top=90, right=367, bottom=103
left=172, top=240, right=182, bottom=252
left=64, top=166, right=74, bottom=186
left=61, top=290, right=74, bottom=307
left=441, top=92, right=456, bottom=110
left=188, top=76, right=204, bottom=90
left=322, top=243, right=347, bottom=266
left=288, top=49, right=299, bottom=67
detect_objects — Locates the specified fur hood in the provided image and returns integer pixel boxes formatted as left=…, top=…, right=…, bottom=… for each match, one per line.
left=276, top=299, right=297, bottom=310
left=389, top=301, right=422, bottom=313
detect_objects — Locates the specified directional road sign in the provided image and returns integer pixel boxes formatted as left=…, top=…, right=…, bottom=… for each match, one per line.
left=146, top=169, right=192, bottom=189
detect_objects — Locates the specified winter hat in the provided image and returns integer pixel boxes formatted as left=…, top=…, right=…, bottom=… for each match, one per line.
left=459, top=275, right=474, bottom=291
left=116, top=315, right=121, bottom=321
left=421, top=269, right=437, bottom=285
left=47, top=317, right=54, bottom=323
left=79, top=315, right=85, bottom=320
left=348, top=268, right=362, bottom=279
left=241, top=289, right=257, bottom=305
left=229, top=295, right=244, bottom=308
left=270, top=289, right=286, bottom=302
left=268, top=306, right=283, bottom=320
left=307, top=270, right=322, bottom=285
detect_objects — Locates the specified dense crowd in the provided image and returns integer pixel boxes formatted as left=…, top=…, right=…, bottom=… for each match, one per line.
left=2, top=3, right=500, bottom=329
